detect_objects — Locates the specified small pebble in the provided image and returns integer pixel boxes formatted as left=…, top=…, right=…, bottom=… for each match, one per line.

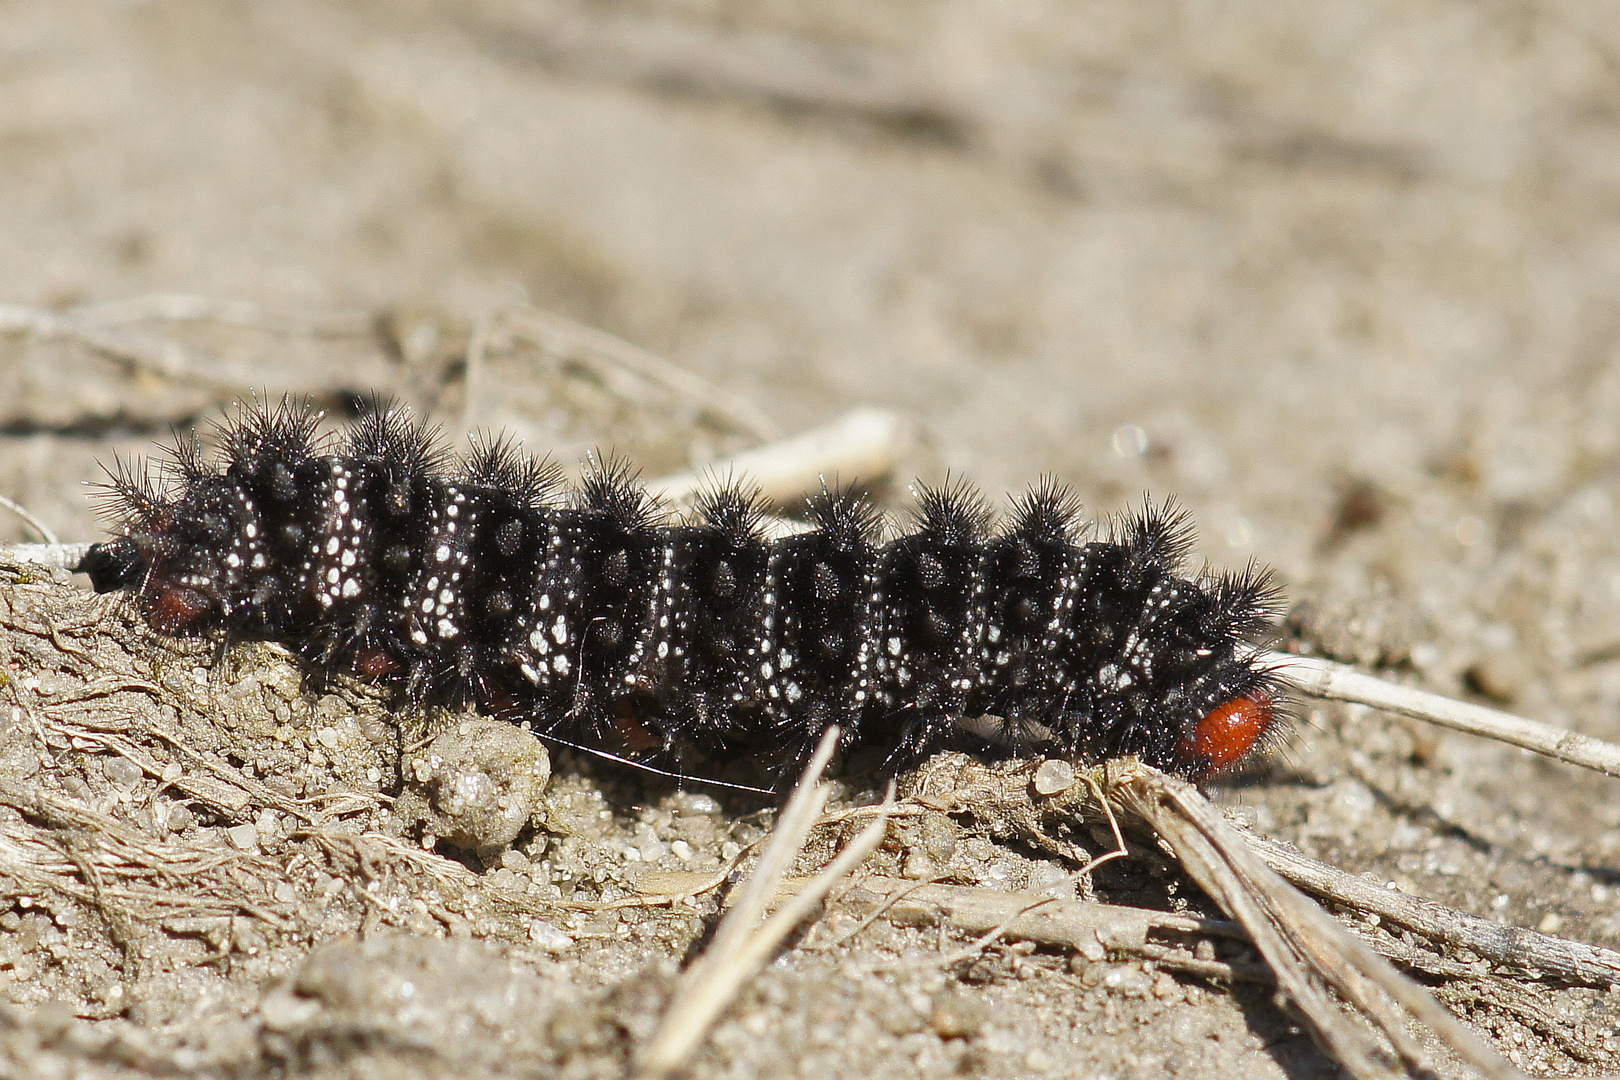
left=1024, top=1047, right=1054, bottom=1073
left=258, top=990, right=320, bottom=1032
left=226, top=824, right=259, bottom=850
left=528, top=921, right=573, bottom=953
left=930, top=990, right=988, bottom=1039
left=402, top=719, right=551, bottom=855
left=1032, top=759, right=1075, bottom=796
left=103, top=757, right=143, bottom=789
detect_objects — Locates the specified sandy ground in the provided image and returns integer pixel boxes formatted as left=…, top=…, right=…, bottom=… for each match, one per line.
left=2, top=1, right=1620, bottom=1077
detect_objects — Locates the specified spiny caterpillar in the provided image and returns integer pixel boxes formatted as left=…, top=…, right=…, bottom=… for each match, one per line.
left=76, top=402, right=1284, bottom=784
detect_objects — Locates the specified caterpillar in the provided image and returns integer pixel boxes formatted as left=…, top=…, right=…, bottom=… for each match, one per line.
left=75, top=402, right=1285, bottom=784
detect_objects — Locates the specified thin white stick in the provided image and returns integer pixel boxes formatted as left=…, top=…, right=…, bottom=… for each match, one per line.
left=0, top=542, right=93, bottom=571
left=1266, top=651, right=1620, bottom=779
left=634, top=727, right=878, bottom=1079
left=720, top=803, right=890, bottom=980
left=646, top=406, right=914, bottom=508
left=0, top=303, right=230, bottom=388
left=0, top=494, right=58, bottom=545
left=502, top=306, right=783, bottom=444
left=66, top=294, right=372, bottom=335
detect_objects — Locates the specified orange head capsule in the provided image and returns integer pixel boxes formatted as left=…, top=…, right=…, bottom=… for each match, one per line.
left=1187, top=689, right=1276, bottom=773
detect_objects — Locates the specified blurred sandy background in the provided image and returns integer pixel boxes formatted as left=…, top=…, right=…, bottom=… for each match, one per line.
left=4, top=2, right=1620, bottom=1076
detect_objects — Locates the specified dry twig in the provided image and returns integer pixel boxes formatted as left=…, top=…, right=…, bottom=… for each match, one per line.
left=501, top=306, right=782, bottom=444
left=646, top=406, right=915, bottom=511
left=1238, top=828, right=1620, bottom=989
left=633, top=727, right=892, bottom=1080
left=0, top=495, right=58, bottom=545
left=1112, top=763, right=1527, bottom=1080
left=0, top=302, right=233, bottom=390
left=1268, top=651, right=1620, bottom=779
left=67, top=294, right=372, bottom=336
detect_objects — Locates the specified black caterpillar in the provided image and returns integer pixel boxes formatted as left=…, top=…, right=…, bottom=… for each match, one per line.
left=76, top=402, right=1284, bottom=784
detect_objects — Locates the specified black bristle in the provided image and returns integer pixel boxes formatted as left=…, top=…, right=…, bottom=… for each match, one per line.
left=1008, top=478, right=1086, bottom=546
left=693, top=482, right=765, bottom=543
left=578, top=454, right=660, bottom=531
left=463, top=432, right=565, bottom=509
left=345, top=403, right=447, bottom=479
left=912, top=476, right=992, bottom=547
left=1117, top=498, right=1198, bottom=569
left=803, top=485, right=883, bottom=546
left=216, top=396, right=325, bottom=466
left=79, top=402, right=1286, bottom=786
left=93, top=454, right=166, bottom=528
